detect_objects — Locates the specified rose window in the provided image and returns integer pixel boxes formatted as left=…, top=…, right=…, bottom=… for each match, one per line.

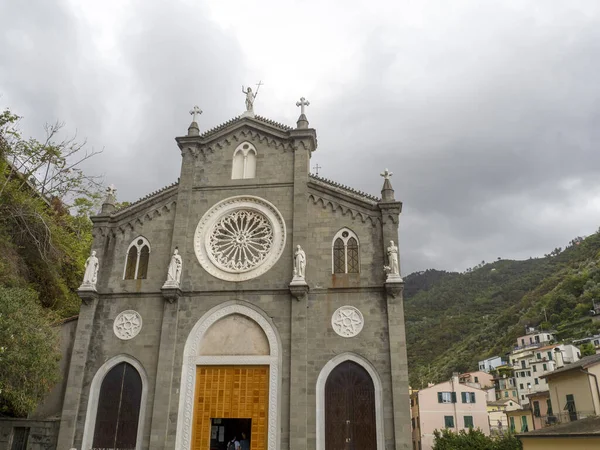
left=208, top=210, right=274, bottom=272
left=195, top=196, right=286, bottom=282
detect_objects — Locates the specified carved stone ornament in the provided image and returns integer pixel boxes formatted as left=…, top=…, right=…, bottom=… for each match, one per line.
left=113, top=310, right=143, bottom=340
left=194, top=196, right=286, bottom=282
left=331, top=306, right=364, bottom=338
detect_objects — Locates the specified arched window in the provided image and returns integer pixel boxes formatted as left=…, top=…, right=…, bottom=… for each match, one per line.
left=331, top=229, right=360, bottom=274
left=92, top=362, right=142, bottom=449
left=123, top=237, right=151, bottom=280
left=325, top=361, right=376, bottom=450
left=231, top=142, right=257, bottom=179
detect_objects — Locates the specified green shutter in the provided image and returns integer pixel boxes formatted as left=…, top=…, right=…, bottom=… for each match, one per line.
left=464, top=416, right=473, bottom=428
left=444, top=416, right=454, bottom=428
left=451, top=392, right=457, bottom=403
left=470, top=392, right=476, bottom=403
left=461, top=392, right=466, bottom=403
left=438, top=392, right=443, bottom=403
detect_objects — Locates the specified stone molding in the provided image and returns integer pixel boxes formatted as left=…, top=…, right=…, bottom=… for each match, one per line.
left=308, top=194, right=381, bottom=226
left=81, top=354, right=148, bottom=450
left=384, top=281, right=404, bottom=299
left=77, top=288, right=99, bottom=305
left=289, top=281, right=309, bottom=301
left=92, top=200, right=177, bottom=239
left=315, top=352, right=385, bottom=450
left=175, top=302, right=282, bottom=450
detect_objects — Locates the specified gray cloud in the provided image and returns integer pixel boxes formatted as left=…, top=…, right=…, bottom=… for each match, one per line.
left=2, top=1, right=600, bottom=274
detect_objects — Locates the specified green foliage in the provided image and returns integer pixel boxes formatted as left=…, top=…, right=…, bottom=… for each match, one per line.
left=432, top=428, right=522, bottom=450
left=0, top=286, right=61, bottom=417
left=580, top=342, right=596, bottom=357
left=406, top=231, right=600, bottom=387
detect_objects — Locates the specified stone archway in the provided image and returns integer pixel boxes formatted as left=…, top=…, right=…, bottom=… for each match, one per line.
left=175, top=302, right=281, bottom=450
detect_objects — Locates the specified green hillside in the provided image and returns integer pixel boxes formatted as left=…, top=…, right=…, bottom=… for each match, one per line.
left=404, top=230, right=600, bottom=388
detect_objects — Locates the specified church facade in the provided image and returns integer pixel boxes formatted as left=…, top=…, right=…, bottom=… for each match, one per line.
left=52, top=102, right=411, bottom=450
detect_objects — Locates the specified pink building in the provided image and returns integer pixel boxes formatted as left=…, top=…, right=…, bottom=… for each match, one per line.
left=410, top=375, right=490, bottom=450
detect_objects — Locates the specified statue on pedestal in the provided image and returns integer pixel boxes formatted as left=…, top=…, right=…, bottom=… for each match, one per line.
left=293, top=245, right=306, bottom=280
left=384, top=240, right=402, bottom=282
left=80, top=250, right=99, bottom=290
left=164, top=249, right=183, bottom=287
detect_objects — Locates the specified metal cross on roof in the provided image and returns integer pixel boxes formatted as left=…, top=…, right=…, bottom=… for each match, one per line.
left=189, top=105, right=202, bottom=122
left=296, top=97, right=310, bottom=115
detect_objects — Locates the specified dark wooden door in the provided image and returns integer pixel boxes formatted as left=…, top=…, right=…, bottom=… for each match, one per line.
left=325, top=361, right=376, bottom=450
left=92, top=362, right=142, bottom=450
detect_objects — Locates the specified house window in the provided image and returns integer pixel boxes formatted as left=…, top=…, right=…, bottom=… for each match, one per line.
left=444, top=416, right=455, bottom=428
left=474, top=376, right=479, bottom=383
left=535, top=335, right=540, bottom=343
left=461, top=392, right=476, bottom=403
left=533, top=401, right=541, bottom=417
left=534, top=378, right=539, bottom=385
left=438, top=392, right=456, bottom=403
left=521, top=416, right=528, bottom=432
left=529, top=337, right=533, bottom=344
left=594, top=340, right=599, bottom=346
left=516, top=372, right=519, bottom=378
left=566, top=394, right=577, bottom=421
left=10, top=427, right=29, bottom=450
left=411, top=418, right=415, bottom=429
left=543, top=364, right=547, bottom=371
left=331, top=228, right=360, bottom=274
left=547, top=351, right=553, bottom=360
left=504, top=391, right=508, bottom=398
left=519, top=383, right=524, bottom=389
left=521, top=361, right=526, bottom=369
left=521, top=339, right=525, bottom=346
left=464, top=416, right=474, bottom=428
left=513, top=390, right=517, bottom=397
left=124, top=237, right=151, bottom=280
left=231, top=142, right=257, bottom=179
left=547, top=399, right=553, bottom=415
left=533, top=365, right=537, bottom=372
left=509, top=416, right=515, bottom=432
left=536, top=353, right=541, bottom=360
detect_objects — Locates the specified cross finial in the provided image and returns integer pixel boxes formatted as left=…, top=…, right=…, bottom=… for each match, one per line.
left=296, top=97, right=310, bottom=115
left=189, top=105, right=202, bottom=123
left=313, top=164, right=321, bottom=176
left=107, top=184, right=117, bottom=196
left=380, top=168, right=393, bottom=180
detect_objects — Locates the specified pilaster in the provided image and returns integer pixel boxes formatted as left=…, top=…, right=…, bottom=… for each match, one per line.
left=56, top=295, right=99, bottom=449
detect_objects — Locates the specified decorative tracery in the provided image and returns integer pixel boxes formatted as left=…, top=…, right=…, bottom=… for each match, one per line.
left=332, top=228, right=360, bottom=274
left=124, top=237, right=151, bottom=280
left=208, top=210, right=274, bottom=272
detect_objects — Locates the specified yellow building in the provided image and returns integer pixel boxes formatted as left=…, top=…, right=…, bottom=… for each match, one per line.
left=540, top=353, right=600, bottom=422
left=518, top=416, right=600, bottom=449
left=505, top=407, right=534, bottom=433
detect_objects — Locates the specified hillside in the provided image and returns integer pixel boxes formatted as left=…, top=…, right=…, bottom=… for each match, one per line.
left=404, top=230, right=600, bottom=388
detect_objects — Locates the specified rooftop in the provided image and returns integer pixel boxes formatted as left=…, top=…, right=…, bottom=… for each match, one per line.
left=541, top=353, right=600, bottom=379
left=518, top=416, right=600, bottom=437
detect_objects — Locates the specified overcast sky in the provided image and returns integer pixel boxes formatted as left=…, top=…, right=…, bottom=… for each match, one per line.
left=2, top=0, right=600, bottom=274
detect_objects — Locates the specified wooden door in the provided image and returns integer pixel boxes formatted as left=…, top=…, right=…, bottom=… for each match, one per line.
left=192, top=366, right=269, bottom=450
left=325, top=361, right=376, bottom=450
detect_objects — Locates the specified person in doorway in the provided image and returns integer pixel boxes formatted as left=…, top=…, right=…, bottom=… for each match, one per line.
left=227, top=436, right=240, bottom=450
left=240, top=432, right=250, bottom=450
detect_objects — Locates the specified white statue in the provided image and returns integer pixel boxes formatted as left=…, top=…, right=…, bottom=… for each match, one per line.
left=165, top=249, right=183, bottom=286
left=293, top=245, right=306, bottom=279
left=242, top=86, right=256, bottom=112
left=386, top=240, right=400, bottom=277
left=80, top=250, right=99, bottom=289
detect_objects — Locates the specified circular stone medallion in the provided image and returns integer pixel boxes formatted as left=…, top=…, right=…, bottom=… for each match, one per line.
left=113, top=310, right=143, bottom=340
left=331, top=306, right=364, bottom=338
left=194, top=196, right=286, bottom=282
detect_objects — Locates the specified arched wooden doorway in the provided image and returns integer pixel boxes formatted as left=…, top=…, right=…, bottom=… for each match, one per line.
left=325, top=360, right=376, bottom=450
left=92, top=361, right=143, bottom=449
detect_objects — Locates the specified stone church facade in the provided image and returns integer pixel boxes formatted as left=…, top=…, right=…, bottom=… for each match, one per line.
left=8, top=104, right=411, bottom=450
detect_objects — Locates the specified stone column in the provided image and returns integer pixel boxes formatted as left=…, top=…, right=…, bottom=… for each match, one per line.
left=149, top=294, right=181, bottom=450
left=56, top=293, right=99, bottom=449
left=288, top=125, right=317, bottom=450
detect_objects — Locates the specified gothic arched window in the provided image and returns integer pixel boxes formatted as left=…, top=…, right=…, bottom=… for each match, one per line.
left=231, top=142, right=257, bottom=179
left=325, top=361, right=376, bottom=450
left=331, top=229, right=360, bottom=274
left=124, top=237, right=151, bottom=280
left=92, top=362, right=142, bottom=449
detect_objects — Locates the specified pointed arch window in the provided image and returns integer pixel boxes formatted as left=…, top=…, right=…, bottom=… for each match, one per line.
left=232, top=142, right=257, bottom=179
left=124, top=237, right=151, bottom=280
left=332, top=229, right=360, bottom=274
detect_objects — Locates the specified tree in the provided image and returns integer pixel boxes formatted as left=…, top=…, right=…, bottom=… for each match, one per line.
left=580, top=342, right=596, bottom=357
left=0, top=286, right=61, bottom=417
left=433, top=428, right=522, bottom=450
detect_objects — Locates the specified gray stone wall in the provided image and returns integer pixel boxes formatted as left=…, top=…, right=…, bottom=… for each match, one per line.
left=0, top=419, right=59, bottom=450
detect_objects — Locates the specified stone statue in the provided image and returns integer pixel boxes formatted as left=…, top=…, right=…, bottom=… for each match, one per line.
left=242, top=86, right=257, bottom=112
left=80, top=250, right=99, bottom=289
left=293, top=245, right=306, bottom=279
left=166, top=248, right=183, bottom=286
left=386, top=240, right=400, bottom=277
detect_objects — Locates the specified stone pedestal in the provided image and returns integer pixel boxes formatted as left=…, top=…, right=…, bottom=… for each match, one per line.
left=384, top=280, right=404, bottom=299
left=77, top=287, right=98, bottom=305
left=161, top=285, right=182, bottom=303
left=289, top=280, right=309, bottom=301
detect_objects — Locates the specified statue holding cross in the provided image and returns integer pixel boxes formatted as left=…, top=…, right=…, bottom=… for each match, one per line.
left=242, top=81, right=263, bottom=113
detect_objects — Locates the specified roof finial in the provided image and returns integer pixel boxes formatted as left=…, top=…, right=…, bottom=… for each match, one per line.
left=188, top=105, right=202, bottom=136
left=296, top=96, right=310, bottom=129
left=380, top=168, right=395, bottom=201
left=242, top=81, right=262, bottom=117
left=101, top=184, right=117, bottom=214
